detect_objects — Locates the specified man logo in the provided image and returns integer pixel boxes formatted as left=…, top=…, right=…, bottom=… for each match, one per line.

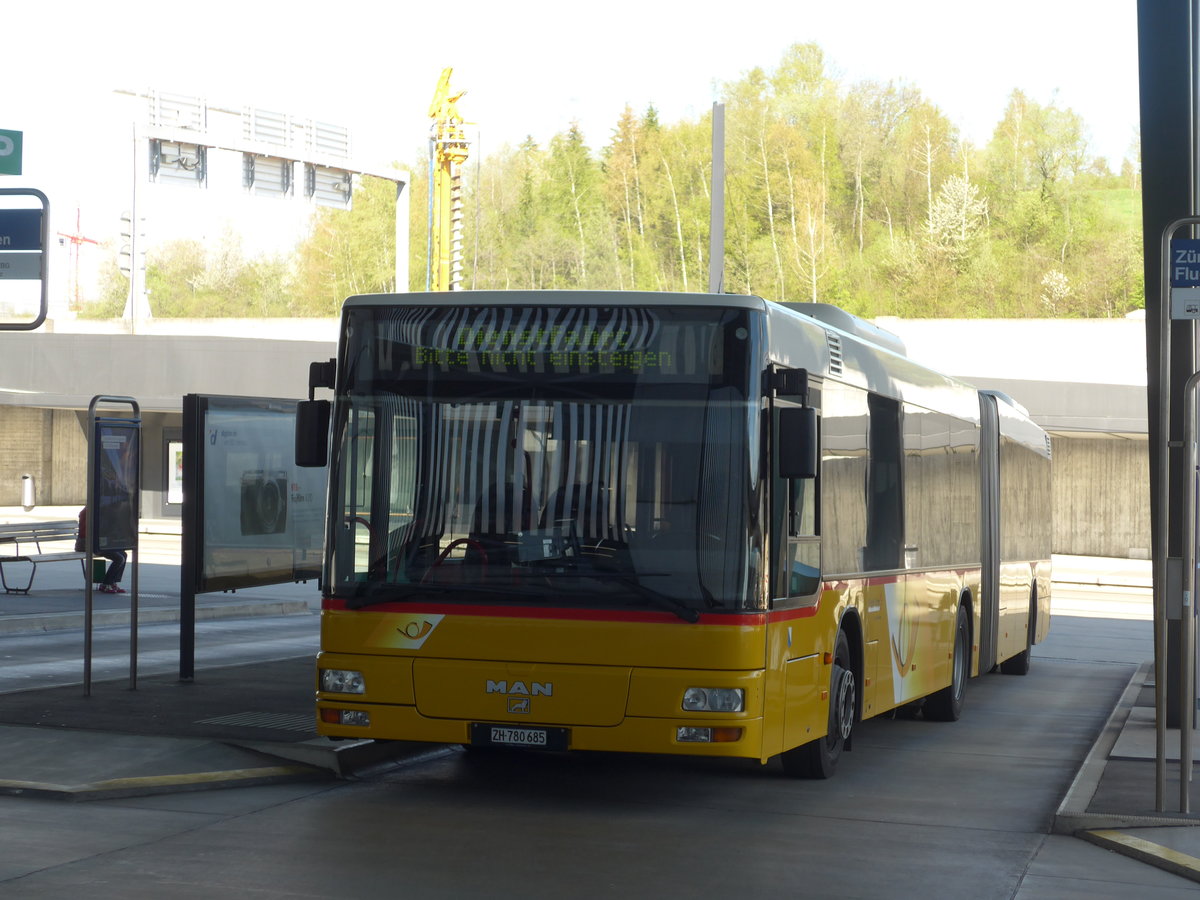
left=486, top=680, right=553, bottom=697
left=508, top=697, right=531, bottom=714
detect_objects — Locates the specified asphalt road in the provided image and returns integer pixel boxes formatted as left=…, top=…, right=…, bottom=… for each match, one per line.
left=1, top=599, right=1198, bottom=898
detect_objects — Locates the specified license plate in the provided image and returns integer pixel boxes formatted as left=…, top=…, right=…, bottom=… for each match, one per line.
left=470, top=723, right=567, bottom=750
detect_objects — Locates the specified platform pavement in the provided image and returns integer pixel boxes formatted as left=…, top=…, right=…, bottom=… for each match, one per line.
left=0, top=505, right=436, bottom=797
left=3, top=507, right=1200, bottom=886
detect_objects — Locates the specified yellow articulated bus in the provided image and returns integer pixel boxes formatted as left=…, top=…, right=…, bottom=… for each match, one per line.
left=296, top=290, right=1051, bottom=778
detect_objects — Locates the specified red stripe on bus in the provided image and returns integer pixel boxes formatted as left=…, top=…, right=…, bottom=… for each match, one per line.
left=323, top=597, right=823, bottom=625
left=322, top=597, right=789, bottom=626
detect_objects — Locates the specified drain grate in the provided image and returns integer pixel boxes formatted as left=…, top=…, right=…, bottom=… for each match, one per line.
left=196, top=712, right=315, bottom=732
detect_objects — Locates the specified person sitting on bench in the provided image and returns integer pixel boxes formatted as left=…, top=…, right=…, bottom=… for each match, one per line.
left=75, top=508, right=127, bottom=594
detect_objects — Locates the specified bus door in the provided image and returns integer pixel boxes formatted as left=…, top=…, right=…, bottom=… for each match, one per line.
left=977, top=393, right=1001, bottom=674
left=770, top=373, right=823, bottom=750
left=867, top=393, right=913, bottom=711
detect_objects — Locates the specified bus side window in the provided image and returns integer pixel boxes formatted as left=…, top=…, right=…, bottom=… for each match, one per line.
left=776, top=404, right=820, bottom=598
left=789, top=477, right=816, bottom=538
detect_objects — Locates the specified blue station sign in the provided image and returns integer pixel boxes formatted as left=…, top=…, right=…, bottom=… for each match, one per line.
left=0, top=208, right=42, bottom=251
left=1171, top=238, right=1200, bottom=287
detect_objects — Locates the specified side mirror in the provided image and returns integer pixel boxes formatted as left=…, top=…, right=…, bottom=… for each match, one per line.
left=778, top=406, right=818, bottom=479
left=296, top=400, right=331, bottom=468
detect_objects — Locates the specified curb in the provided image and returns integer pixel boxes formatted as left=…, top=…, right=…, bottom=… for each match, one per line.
left=0, top=762, right=324, bottom=801
left=231, top=737, right=455, bottom=778
left=1053, top=662, right=1149, bottom=834
left=1051, top=661, right=1200, bottom=833
left=0, top=600, right=313, bottom=635
left=1081, top=829, right=1200, bottom=884
left=1054, top=660, right=1200, bottom=884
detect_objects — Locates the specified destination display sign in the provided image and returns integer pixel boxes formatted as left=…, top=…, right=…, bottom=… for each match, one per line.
left=414, top=327, right=675, bottom=373
left=370, top=306, right=731, bottom=378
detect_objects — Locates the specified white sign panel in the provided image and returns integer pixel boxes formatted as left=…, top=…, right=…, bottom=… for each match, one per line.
left=1171, top=286, right=1200, bottom=320
left=0, top=252, right=40, bottom=279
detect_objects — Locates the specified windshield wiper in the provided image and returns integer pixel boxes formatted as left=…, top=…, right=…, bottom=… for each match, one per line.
left=536, top=571, right=701, bottom=623
left=618, top=577, right=702, bottom=623
left=345, top=581, right=515, bottom=610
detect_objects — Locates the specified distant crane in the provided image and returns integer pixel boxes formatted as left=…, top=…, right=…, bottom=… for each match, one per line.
left=427, top=68, right=471, bottom=292
left=56, top=208, right=99, bottom=311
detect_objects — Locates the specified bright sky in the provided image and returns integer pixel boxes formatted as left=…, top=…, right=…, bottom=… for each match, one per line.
left=7, top=0, right=1139, bottom=168
left=3, top=0, right=1140, bottom=285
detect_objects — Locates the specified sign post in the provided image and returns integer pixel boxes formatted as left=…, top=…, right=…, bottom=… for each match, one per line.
left=1159, top=221, right=1200, bottom=812
left=84, top=396, right=141, bottom=696
left=0, top=187, right=48, bottom=330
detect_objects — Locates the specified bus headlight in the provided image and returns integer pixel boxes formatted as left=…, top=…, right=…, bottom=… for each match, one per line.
left=676, top=726, right=743, bottom=743
left=320, top=668, right=365, bottom=694
left=682, top=687, right=744, bottom=712
left=321, top=708, right=371, bottom=727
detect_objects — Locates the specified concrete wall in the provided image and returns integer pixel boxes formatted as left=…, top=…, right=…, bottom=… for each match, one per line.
left=0, top=408, right=184, bottom=517
left=1051, top=435, right=1150, bottom=558
left=2, top=403, right=1155, bottom=559
left=0, top=408, right=87, bottom=507
left=139, top=413, right=183, bottom=520
left=50, top=411, right=88, bottom=505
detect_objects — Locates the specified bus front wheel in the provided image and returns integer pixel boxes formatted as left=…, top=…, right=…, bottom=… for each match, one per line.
left=781, top=630, right=855, bottom=779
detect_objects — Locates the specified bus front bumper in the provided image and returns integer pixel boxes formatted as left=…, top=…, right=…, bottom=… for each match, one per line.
left=316, top=701, right=765, bottom=760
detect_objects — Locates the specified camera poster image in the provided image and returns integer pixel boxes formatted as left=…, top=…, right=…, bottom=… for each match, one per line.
left=241, top=469, right=288, bottom=535
left=199, top=397, right=326, bottom=591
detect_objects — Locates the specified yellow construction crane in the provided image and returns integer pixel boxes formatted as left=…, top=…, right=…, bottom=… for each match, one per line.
left=428, top=68, right=471, bottom=292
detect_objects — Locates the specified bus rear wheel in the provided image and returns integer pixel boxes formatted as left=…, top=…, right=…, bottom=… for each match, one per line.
left=1000, top=586, right=1037, bottom=676
left=924, top=604, right=969, bottom=722
left=781, top=630, right=855, bottom=779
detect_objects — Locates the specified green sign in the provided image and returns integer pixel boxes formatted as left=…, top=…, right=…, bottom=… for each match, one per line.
left=0, top=130, right=22, bottom=176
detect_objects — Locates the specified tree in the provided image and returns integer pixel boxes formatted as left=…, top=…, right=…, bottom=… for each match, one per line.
left=927, top=174, right=989, bottom=265
left=543, top=123, right=606, bottom=287
left=293, top=174, right=399, bottom=312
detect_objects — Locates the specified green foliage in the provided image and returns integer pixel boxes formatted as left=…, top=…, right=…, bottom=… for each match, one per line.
left=83, top=46, right=1142, bottom=320
left=81, top=254, right=130, bottom=319
left=456, top=43, right=1142, bottom=318
left=293, top=174, right=399, bottom=313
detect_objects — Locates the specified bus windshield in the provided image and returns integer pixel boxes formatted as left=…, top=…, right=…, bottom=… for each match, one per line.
left=328, top=303, right=762, bottom=616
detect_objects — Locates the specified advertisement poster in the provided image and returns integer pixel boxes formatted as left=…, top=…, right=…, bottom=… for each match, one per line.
left=92, top=420, right=139, bottom=552
left=199, top=397, right=326, bottom=591
left=167, top=441, right=184, bottom=505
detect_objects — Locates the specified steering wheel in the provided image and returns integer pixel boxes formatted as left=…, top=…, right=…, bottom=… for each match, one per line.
left=422, top=538, right=489, bottom=582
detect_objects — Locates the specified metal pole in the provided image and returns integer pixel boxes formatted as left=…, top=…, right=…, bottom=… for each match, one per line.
left=129, top=123, right=138, bottom=334
left=1184, top=369, right=1200, bottom=812
left=1160, top=215, right=1200, bottom=809
left=426, top=139, right=434, bottom=292
left=130, top=440, right=140, bottom=692
left=1159, top=223, right=1177, bottom=810
left=84, top=422, right=95, bottom=698
left=179, top=394, right=199, bottom=681
left=708, top=102, right=725, bottom=295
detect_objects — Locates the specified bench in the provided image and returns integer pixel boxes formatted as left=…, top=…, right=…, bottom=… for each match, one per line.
left=0, top=520, right=88, bottom=594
